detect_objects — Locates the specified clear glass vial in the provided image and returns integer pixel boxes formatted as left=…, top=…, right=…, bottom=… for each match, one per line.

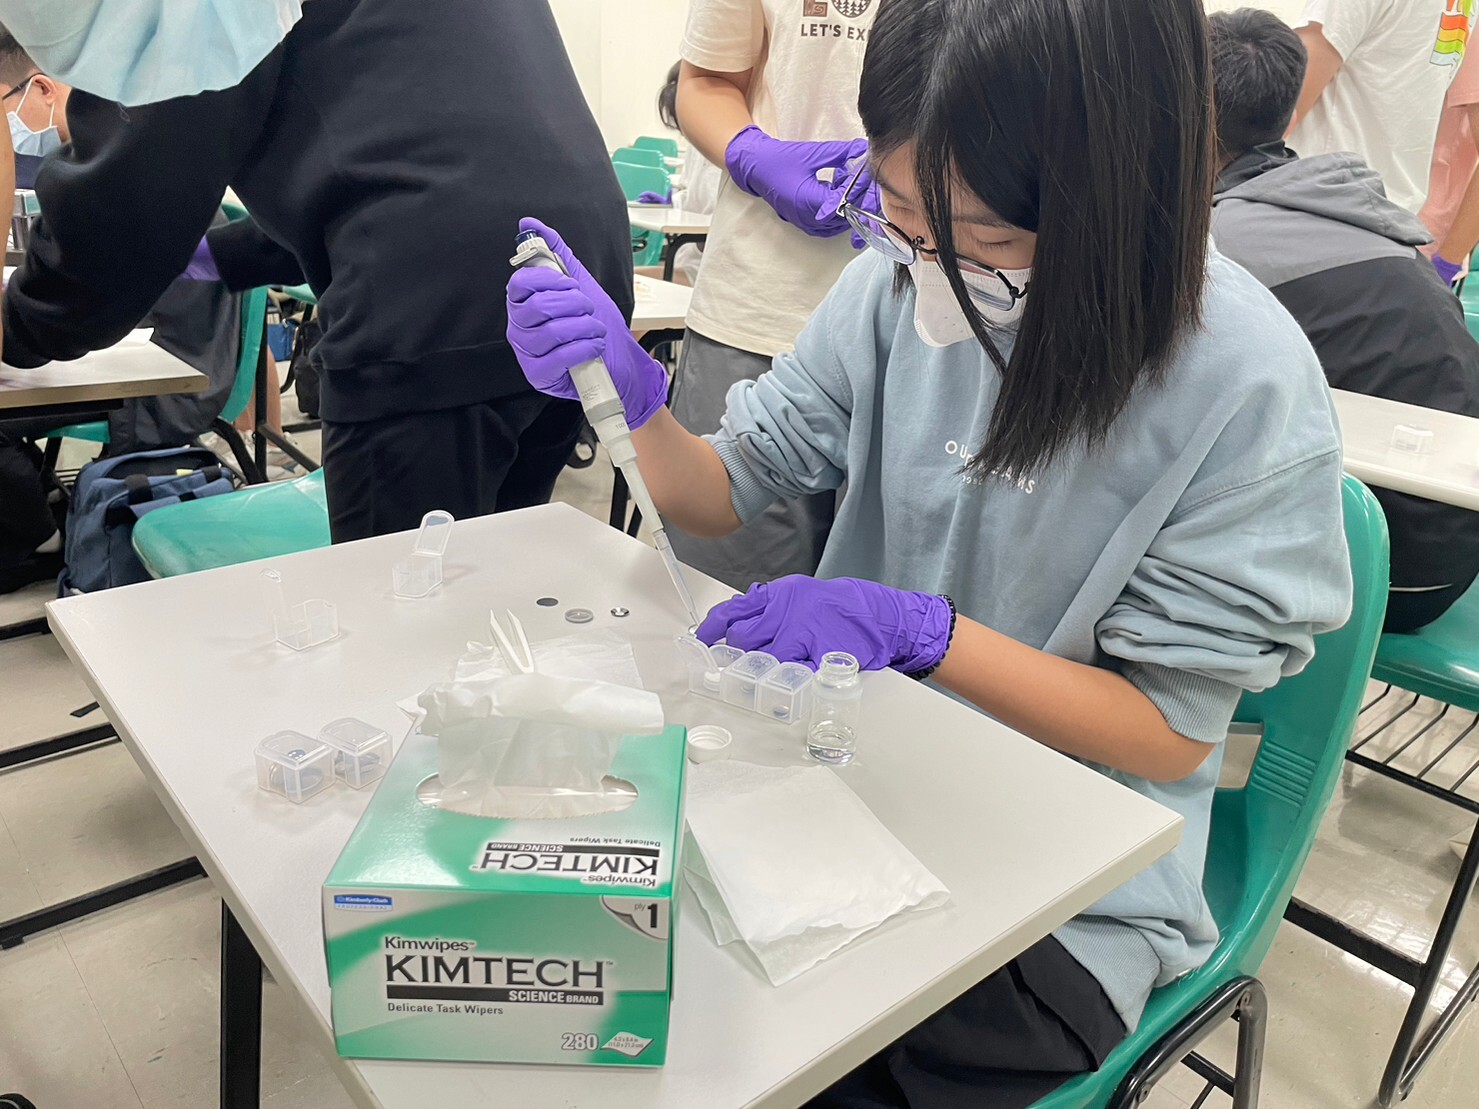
left=807, top=651, right=862, bottom=765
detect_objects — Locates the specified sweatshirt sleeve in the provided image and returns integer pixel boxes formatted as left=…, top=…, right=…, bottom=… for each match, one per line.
left=706, top=299, right=857, bottom=523
left=207, top=216, right=306, bottom=291
left=2, top=48, right=283, bottom=368
left=1097, top=448, right=1354, bottom=743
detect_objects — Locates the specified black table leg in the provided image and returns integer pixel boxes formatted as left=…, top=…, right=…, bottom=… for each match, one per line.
left=660, top=234, right=705, bottom=284
left=220, top=902, right=263, bottom=1109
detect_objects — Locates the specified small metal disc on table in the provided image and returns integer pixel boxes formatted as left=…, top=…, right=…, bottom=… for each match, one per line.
left=536, top=597, right=559, bottom=607
left=565, top=608, right=594, bottom=624
left=610, top=606, right=631, bottom=618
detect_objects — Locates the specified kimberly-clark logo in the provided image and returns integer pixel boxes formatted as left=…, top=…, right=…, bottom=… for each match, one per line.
left=334, top=894, right=393, bottom=912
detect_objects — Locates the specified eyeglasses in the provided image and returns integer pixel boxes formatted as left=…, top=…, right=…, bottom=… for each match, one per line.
left=2, top=73, right=37, bottom=102
left=836, top=165, right=1027, bottom=312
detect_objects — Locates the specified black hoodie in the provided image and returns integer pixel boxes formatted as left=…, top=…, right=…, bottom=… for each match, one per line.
left=2, top=0, right=633, bottom=426
left=1213, top=143, right=1479, bottom=593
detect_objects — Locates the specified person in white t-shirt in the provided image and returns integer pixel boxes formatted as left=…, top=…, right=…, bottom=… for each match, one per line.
left=1286, top=0, right=1474, bottom=213
left=668, top=0, right=879, bottom=590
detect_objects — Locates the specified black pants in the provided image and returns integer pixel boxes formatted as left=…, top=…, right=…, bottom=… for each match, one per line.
left=1385, top=565, right=1479, bottom=633
left=320, top=391, right=584, bottom=543
left=810, top=937, right=1126, bottom=1109
left=0, top=420, right=60, bottom=570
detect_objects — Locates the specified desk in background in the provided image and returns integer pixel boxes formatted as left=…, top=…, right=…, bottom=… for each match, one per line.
left=1333, top=388, right=1479, bottom=512
left=0, top=332, right=206, bottom=425
left=628, top=207, right=712, bottom=283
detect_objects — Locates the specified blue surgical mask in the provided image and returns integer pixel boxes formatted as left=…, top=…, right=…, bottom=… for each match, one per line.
left=7, top=79, right=60, bottom=157
left=0, top=0, right=305, bottom=107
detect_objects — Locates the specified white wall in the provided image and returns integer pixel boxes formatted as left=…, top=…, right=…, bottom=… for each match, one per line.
left=1204, top=0, right=1307, bottom=25
left=549, top=0, right=690, bottom=152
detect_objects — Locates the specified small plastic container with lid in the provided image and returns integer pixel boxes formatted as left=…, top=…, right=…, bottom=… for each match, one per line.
left=255, top=730, right=335, bottom=803
left=393, top=509, right=454, bottom=598
left=758, top=662, right=814, bottom=723
left=719, top=651, right=780, bottom=712
left=1390, top=423, right=1435, bottom=455
left=319, top=717, right=391, bottom=789
left=263, top=568, right=339, bottom=651
left=807, top=652, right=863, bottom=765
left=674, top=633, right=744, bottom=696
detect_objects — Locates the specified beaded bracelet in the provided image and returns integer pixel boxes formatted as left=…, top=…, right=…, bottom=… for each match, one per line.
left=907, top=594, right=957, bottom=681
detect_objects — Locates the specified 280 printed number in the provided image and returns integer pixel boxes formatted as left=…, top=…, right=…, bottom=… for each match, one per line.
left=561, top=1033, right=598, bottom=1051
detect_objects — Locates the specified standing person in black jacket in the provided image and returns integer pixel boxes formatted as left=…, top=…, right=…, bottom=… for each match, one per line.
left=0, top=0, right=633, bottom=543
left=1209, top=8, right=1479, bottom=632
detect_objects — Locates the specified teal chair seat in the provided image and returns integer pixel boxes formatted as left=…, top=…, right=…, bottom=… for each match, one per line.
left=1371, top=579, right=1479, bottom=711
left=131, top=468, right=330, bottom=577
left=1032, top=476, right=1389, bottom=1107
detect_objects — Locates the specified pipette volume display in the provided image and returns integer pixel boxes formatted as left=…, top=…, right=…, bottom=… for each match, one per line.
left=510, top=231, right=702, bottom=629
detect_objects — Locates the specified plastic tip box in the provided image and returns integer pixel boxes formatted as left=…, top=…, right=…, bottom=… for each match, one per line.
left=674, top=634, right=814, bottom=724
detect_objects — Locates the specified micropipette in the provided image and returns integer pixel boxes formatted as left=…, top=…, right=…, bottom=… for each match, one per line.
left=510, top=230, right=702, bottom=628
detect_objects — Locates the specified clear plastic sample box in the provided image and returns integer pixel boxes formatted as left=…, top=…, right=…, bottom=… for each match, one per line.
left=675, top=634, right=814, bottom=724
left=256, top=730, right=335, bottom=803
left=319, top=717, right=391, bottom=789
left=263, top=569, right=339, bottom=651
left=393, top=510, right=454, bottom=598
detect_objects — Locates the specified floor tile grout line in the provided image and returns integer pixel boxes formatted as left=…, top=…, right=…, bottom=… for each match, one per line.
left=0, top=796, right=43, bottom=910
left=60, top=921, right=150, bottom=1108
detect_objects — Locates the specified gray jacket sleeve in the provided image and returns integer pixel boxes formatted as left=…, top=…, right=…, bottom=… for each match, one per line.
left=706, top=305, right=857, bottom=523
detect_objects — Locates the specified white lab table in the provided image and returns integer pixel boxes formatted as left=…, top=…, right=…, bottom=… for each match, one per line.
left=1333, top=388, right=1479, bottom=511
left=0, top=331, right=206, bottom=423
left=46, top=503, right=1181, bottom=1109
left=631, top=274, right=692, bottom=333
left=628, top=207, right=712, bottom=283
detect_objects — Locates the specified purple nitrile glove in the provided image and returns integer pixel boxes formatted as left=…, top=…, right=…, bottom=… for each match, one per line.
left=181, top=236, right=219, bottom=281
left=1433, top=253, right=1464, bottom=287
left=636, top=189, right=672, bottom=205
left=505, top=217, right=668, bottom=429
left=725, top=125, right=868, bottom=238
left=696, top=575, right=953, bottom=673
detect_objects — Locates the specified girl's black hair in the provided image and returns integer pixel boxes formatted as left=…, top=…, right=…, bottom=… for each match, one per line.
left=658, top=61, right=682, bottom=131
left=858, top=0, right=1214, bottom=480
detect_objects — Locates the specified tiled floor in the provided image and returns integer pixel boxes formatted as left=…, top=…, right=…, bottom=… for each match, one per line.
left=3, top=421, right=1478, bottom=1107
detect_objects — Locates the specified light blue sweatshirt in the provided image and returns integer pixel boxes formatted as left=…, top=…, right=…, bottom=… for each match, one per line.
left=706, top=249, right=1354, bottom=1029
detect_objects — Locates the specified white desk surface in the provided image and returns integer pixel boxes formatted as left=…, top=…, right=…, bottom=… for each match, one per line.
left=627, top=207, right=713, bottom=237
left=0, top=331, right=206, bottom=411
left=47, top=503, right=1181, bottom=1109
left=1333, top=389, right=1479, bottom=512
left=631, top=275, right=692, bottom=332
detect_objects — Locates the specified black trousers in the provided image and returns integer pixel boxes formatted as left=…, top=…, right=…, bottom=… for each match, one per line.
left=0, top=420, right=61, bottom=569
left=1385, top=565, right=1479, bottom=633
left=320, top=391, right=585, bottom=543
left=810, top=937, right=1127, bottom=1109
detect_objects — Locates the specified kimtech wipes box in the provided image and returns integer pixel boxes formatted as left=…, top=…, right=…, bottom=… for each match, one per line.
left=323, top=724, right=687, bottom=1067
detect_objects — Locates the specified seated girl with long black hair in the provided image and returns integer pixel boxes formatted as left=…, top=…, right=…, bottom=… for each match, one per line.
left=507, top=0, right=1353, bottom=1103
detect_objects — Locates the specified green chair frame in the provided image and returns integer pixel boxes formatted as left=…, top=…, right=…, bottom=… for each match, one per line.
left=1031, top=475, right=1389, bottom=1108
left=613, top=145, right=665, bottom=168
left=633, top=135, right=680, bottom=159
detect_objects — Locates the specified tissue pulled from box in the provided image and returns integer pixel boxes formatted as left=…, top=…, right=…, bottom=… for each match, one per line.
left=417, top=669, right=664, bottom=820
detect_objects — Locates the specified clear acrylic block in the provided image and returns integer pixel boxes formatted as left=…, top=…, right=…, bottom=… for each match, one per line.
left=1390, top=423, right=1435, bottom=455
left=758, top=662, right=814, bottom=724
left=255, top=730, right=335, bottom=803
left=319, top=717, right=391, bottom=789
left=675, top=634, right=812, bottom=723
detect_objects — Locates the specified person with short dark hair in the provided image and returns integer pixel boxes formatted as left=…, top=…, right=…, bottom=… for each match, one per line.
left=507, top=0, right=1353, bottom=1101
left=1210, top=7, right=1479, bottom=634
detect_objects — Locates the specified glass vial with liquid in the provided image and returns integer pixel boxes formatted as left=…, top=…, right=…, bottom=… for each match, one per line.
left=807, top=651, right=862, bottom=765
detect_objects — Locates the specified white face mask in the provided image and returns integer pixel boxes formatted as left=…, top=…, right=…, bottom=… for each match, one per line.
left=0, top=0, right=305, bottom=106
left=907, top=259, right=1032, bottom=348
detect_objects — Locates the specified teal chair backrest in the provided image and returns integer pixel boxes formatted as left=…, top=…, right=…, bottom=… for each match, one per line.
left=613, top=145, right=665, bottom=168
left=633, top=135, right=680, bottom=159
left=613, top=160, right=671, bottom=200
left=1032, top=475, right=1389, bottom=1107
